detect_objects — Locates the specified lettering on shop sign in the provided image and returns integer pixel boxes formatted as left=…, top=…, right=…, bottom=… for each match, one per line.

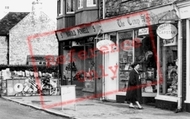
left=126, top=16, right=141, bottom=26
left=62, top=26, right=96, bottom=37
left=77, top=27, right=90, bottom=34
left=64, top=30, right=77, bottom=37
left=117, top=18, right=125, bottom=27
left=156, top=23, right=177, bottom=40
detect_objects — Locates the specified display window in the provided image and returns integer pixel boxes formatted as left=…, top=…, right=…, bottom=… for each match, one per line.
left=134, top=28, right=157, bottom=95
left=158, top=36, right=178, bottom=97
left=118, top=30, right=134, bottom=91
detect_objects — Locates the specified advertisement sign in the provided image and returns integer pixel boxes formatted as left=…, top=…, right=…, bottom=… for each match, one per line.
left=156, top=23, right=177, bottom=40
left=138, top=28, right=149, bottom=36
left=96, top=40, right=115, bottom=52
left=179, top=6, right=190, bottom=19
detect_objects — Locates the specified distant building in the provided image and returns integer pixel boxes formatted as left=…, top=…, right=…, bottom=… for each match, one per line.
left=0, top=0, right=58, bottom=65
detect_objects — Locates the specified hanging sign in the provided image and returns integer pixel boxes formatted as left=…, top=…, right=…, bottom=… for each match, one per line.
left=138, top=28, right=149, bottom=36
left=96, top=40, right=115, bottom=52
left=156, top=23, right=177, bottom=40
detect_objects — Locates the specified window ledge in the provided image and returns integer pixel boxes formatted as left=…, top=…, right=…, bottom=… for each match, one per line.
left=185, top=100, right=190, bottom=103
left=155, top=95, right=178, bottom=102
left=76, top=7, right=98, bottom=13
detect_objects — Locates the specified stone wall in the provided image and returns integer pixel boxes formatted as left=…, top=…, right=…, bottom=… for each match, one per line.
left=104, top=0, right=184, bottom=18
left=9, top=12, right=58, bottom=65
left=0, top=36, right=8, bottom=65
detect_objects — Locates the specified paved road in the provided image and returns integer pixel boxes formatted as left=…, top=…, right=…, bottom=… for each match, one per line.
left=0, top=98, right=68, bottom=119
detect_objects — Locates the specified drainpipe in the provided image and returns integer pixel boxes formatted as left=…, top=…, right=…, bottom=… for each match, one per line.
left=185, top=19, right=190, bottom=104
left=177, top=18, right=182, bottom=112
left=172, top=2, right=183, bottom=112
left=101, top=0, right=106, bottom=101
left=7, top=35, right=9, bottom=65
left=102, top=0, right=105, bottom=19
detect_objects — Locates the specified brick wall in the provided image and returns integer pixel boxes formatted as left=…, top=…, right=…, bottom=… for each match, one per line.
left=9, top=12, right=58, bottom=65
left=0, top=36, right=8, bottom=65
left=104, top=0, right=184, bottom=18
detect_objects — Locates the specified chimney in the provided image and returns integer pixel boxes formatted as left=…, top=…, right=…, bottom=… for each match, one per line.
left=32, top=0, right=43, bottom=18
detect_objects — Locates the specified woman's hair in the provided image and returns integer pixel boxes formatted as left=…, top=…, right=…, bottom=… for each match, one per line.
left=171, top=71, right=177, bottom=75
left=131, top=62, right=140, bottom=68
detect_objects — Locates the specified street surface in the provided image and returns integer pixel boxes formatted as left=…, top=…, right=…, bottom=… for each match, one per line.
left=0, top=98, right=67, bottom=119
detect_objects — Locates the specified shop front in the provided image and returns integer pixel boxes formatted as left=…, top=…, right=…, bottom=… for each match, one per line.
left=56, top=22, right=103, bottom=97
left=178, top=1, right=190, bottom=112
left=56, top=3, right=189, bottom=106
left=99, top=4, right=177, bottom=102
left=155, top=1, right=190, bottom=112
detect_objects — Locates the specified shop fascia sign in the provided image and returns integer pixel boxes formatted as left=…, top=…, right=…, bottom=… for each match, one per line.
left=56, top=23, right=101, bottom=41
left=101, top=5, right=173, bottom=33
left=156, top=23, right=177, bottom=40
left=179, top=6, right=190, bottom=19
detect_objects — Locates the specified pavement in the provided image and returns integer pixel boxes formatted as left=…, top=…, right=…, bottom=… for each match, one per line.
left=1, top=94, right=190, bottom=119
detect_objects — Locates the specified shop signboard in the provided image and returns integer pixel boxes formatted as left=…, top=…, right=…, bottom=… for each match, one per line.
left=100, top=5, right=173, bottom=33
left=179, top=6, right=190, bottom=19
left=138, top=27, right=149, bottom=36
left=156, top=23, right=177, bottom=40
left=56, top=22, right=102, bottom=41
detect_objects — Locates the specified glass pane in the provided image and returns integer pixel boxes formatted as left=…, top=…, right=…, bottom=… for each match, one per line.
left=118, top=31, right=133, bottom=91
left=159, top=37, right=178, bottom=97
left=134, top=29, right=157, bottom=94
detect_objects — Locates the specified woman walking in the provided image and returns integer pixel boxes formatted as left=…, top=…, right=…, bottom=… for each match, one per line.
left=125, top=61, right=143, bottom=109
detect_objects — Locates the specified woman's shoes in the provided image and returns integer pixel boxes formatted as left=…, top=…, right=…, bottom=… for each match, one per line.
left=129, top=105, right=135, bottom=108
left=137, top=107, right=143, bottom=110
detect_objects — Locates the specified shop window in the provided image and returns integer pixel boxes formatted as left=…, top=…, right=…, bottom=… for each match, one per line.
left=134, top=28, right=157, bottom=95
left=118, top=31, right=133, bottom=91
left=78, top=0, right=83, bottom=9
left=159, top=37, right=178, bottom=97
left=66, top=0, right=75, bottom=14
left=86, top=0, right=96, bottom=7
left=57, top=0, right=63, bottom=16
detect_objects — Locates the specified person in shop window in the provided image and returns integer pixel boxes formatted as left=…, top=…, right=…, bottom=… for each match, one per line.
left=125, top=61, right=143, bottom=109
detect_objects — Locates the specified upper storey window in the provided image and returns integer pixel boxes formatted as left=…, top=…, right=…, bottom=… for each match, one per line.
left=57, top=0, right=63, bottom=16
left=78, top=0, right=83, bottom=9
left=86, top=0, right=97, bottom=7
left=66, top=0, right=76, bottom=14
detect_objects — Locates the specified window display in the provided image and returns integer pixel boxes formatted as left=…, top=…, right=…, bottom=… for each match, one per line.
left=118, top=31, right=133, bottom=91
left=159, top=38, right=178, bottom=96
left=134, top=29, right=157, bottom=95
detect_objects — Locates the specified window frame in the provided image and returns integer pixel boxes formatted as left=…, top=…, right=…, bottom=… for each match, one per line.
left=78, top=0, right=83, bottom=9
left=57, top=0, right=63, bottom=16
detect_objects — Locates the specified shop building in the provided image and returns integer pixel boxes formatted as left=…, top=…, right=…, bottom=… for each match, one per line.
left=56, top=0, right=190, bottom=112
